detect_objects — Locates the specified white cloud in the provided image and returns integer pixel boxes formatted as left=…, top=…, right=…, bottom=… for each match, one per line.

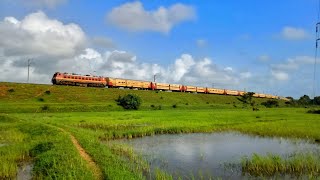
left=271, top=70, right=289, bottom=81
left=0, top=11, right=86, bottom=58
left=106, top=1, right=195, bottom=33
left=171, top=54, right=195, bottom=81
left=0, top=11, right=87, bottom=83
left=281, top=26, right=309, bottom=40
left=240, top=72, right=252, bottom=79
left=269, top=56, right=314, bottom=82
left=272, top=56, right=314, bottom=71
left=79, top=48, right=102, bottom=60
left=224, top=67, right=233, bottom=72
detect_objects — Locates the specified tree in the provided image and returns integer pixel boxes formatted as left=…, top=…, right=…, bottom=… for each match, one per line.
left=284, top=96, right=297, bottom=106
left=261, top=100, right=279, bottom=108
left=116, top=94, right=142, bottom=110
left=237, top=92, right=255, bottom=108
left=312, top=96, right=320, bottom=105
left=298, top=95, right=311, bottom=105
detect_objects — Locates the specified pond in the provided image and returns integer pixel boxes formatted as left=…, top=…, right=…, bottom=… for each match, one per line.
left=115, top=132, right=320, bottom=179
left=17, top=162, right=33, bottom=180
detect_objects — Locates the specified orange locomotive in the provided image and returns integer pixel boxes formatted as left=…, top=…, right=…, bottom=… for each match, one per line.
left=52, top=72, right=106, bottom=87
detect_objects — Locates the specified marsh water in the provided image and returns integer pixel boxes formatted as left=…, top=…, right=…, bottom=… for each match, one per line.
left=17, top=163, right=33, bottom=180
left=116, top=132, right=320, bottom=179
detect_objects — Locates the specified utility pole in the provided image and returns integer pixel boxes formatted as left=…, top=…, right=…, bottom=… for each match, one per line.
left=313, top=0, right=320, bottom=104
left=27, top=59, right=32, bottom=83
left=153, top=74, right=156, bottom=82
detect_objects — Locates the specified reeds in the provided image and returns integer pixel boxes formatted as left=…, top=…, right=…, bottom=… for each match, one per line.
left=242, top=153, right=320, bottom=177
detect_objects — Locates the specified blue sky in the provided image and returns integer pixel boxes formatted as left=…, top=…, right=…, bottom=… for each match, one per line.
left=0, top=0, right=319, bottom=98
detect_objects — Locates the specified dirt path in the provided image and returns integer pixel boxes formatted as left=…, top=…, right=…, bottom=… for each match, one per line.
left=69, top=134, right=103, bottom=180
left=56, top=127, right=103, bottom=180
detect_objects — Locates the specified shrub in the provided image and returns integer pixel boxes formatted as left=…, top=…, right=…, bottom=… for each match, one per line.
left=150, top=104, right=162, bottom=110
left=261, top=100, right=279, bottom=108
left=7, top=88, right=14, bottom=93
left=41, top=105, right=49, bottom=111
left=116, top=94, right=141, bottom=110
left=30, top=142, right=54, bottom=157
left=307, top=109, right=320, bottom=114
left=45, top=90, right=51, bottom=95
left=38, top=97, right=45, bottom=102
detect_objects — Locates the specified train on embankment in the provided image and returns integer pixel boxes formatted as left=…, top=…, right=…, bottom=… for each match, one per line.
left=51, top=72, right=288, bottom=100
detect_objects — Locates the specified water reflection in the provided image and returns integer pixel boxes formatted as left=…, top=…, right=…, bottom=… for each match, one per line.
left=17, top=163, right=33, bottom=180
left=116, top=132, right=320, bottom=179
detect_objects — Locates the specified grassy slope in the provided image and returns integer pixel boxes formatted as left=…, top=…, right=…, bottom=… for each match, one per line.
left=0, top=82, right=285, bottom=112
left=1, top=82, right=320, bottom=179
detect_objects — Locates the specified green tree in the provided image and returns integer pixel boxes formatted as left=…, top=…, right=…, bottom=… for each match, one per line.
left=312, top=96, right=320, bottom=105
left=237, top=92, right=255, bottom=108
left=298, top=95, right=311, bottom=105
left=116, top=94, right=142, bottom=110
left=284, top=96, right=297, bottom=106
left=261, top=100, right=279, bottom=108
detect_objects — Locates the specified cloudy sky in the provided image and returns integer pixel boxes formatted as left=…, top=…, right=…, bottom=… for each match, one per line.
left=0, top=0, right=318, bottom=98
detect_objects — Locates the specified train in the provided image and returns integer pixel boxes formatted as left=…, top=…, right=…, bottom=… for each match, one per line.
left=52, top=72, right=286, bottom=100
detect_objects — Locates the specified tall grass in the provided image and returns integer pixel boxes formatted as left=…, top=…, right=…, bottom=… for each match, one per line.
left=242, top=153, right=320, bottom=177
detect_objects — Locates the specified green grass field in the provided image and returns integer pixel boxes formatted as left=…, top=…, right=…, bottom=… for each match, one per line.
left=1, top=82, right=320, bottom=179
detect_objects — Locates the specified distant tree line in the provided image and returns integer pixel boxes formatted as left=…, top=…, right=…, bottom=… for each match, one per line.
left=285, top=95, right=320, bottom=106
left=237, top=93, right=320, bottom=109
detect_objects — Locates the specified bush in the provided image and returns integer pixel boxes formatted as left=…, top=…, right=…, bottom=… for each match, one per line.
left=116, top=94, right=141, bottom=110
left=150, top=104, right=162, bottom=110
left=261, top=100, right=279, bottom=108
left=41, top=105, right=49, bottom=111
left=30, top=142, right=54, bottom=157
left=7, top=88, right=14, bottom=93
left=38, top=97, right=45, bottom=102
left=307, top=109, right=320, bottom=114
